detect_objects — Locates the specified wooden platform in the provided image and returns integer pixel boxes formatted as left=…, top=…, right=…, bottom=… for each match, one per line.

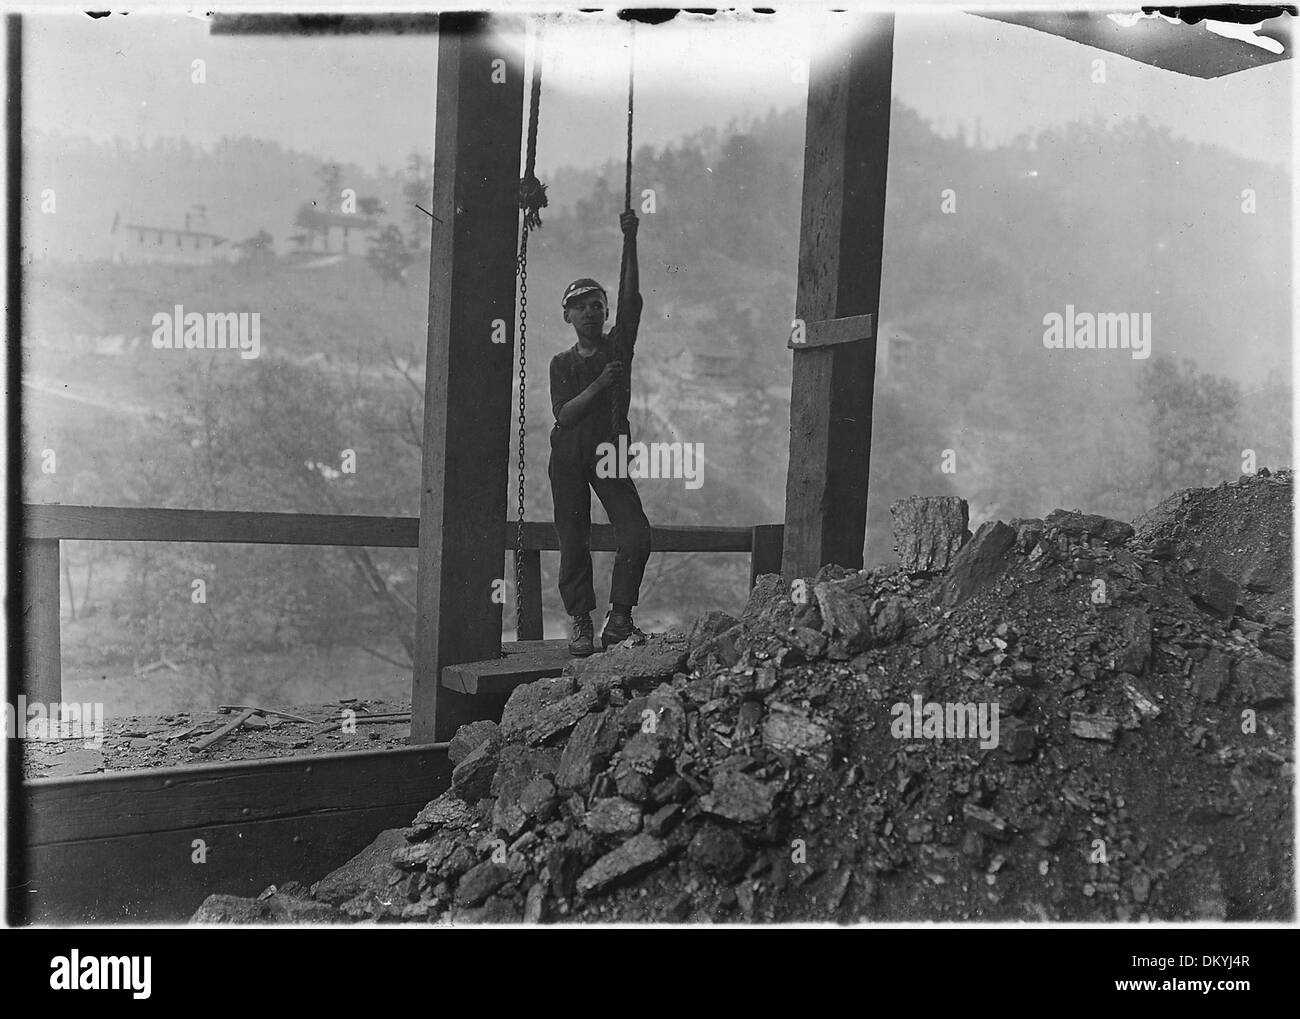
left=441, top=639, right=573, bottom=697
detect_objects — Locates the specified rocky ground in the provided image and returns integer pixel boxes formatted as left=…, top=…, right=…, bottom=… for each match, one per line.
left=193, top=471, right=1294, bottom=925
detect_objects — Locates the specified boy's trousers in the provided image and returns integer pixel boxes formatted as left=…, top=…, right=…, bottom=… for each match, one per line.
left=548, top=430, right=652, bottom=616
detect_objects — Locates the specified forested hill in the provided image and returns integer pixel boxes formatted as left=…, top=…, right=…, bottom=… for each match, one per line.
left=25, top=98, right=1291, bottom=564
left=541, top=100, right=1290, bottom=387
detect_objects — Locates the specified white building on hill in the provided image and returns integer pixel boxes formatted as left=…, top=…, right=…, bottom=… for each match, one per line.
left=111, top=205, right=228, bottom=265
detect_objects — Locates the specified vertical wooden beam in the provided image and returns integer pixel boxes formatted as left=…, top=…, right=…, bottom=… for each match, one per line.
left=411, top=13, right=524, bottom=743
left=6, top=11, right=27, bottom=929
left=782, top=16, right=893, bottom=578
left=22, top=539, right=61, bottom=703
left=749, top=524, right=785, bottom=588
left=515, top=549, right=542, bottom=640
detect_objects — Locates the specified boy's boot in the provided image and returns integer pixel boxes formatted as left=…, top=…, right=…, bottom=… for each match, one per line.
left=568, top=613, right=595, bottom=657
left=601, top=608, right=646, bottom=650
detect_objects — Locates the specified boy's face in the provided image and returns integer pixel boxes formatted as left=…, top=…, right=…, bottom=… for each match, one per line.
left=564, top=292, right=607, bottom=340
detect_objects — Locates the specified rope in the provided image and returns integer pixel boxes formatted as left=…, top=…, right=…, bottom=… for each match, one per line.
left=624, top=26, right=635, bottom=213
left=515, top=23, right=546, bottom=637
left=519, top=40, right=548, bottom=230
left=612, top=23, right=634, bottom=438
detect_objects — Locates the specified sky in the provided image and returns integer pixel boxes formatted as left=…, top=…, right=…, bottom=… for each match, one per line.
left=22, top=7, right=1293, bottom=176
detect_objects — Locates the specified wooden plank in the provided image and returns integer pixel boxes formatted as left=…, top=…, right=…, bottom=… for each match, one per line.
left=442, top=642, right=571, bottom=697
left=749, top=524, right=785, bottom=588
left=210, top=13, right=440, bottom=36
left=975, top=11, right=1293, bottom=80
left=23, top=504, right=418, bottom=547
left=503, top=638, right=569, bottom=655
left=511, top=520, right=753, bottom=552
left=788, top=313, right=875, bottom=350
left=21, top=538, right=61, bottom=702
left=24, top=804, right=430, bottom=924
left=7, top=15, right=25, bottom=929
left=411, top=12, right=525, bottom=744
left=782, top=15, right=893, bottom=578
left=516, top=548, right=543, bottom=640
left=24, top=744, right=449, bottom=845
left=22, top=505, right=753, bottom=554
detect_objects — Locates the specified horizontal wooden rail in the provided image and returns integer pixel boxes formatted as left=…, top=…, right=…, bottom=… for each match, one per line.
left=23, top=504, right=419, bottom=547
left=23, top=505, right=765, bottom=554
left=18, top=505, right=782, bottom=697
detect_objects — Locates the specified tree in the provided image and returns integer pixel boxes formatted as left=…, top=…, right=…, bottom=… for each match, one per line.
left=317, top=161, right=343, bottom=210
left=402, top=150, right=434, bottom=249
left=233, top=229, right=275, bottom=271
left=1141, top=356, right=1242, bottom=499
left=367, top=224, right=415, bottom=285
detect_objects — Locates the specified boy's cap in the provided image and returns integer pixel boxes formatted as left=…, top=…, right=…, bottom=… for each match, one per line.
left=562, top=278, right=607, bottom=309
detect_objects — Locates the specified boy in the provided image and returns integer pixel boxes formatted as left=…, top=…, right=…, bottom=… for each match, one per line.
left=548, top=209, right=652, bottom=656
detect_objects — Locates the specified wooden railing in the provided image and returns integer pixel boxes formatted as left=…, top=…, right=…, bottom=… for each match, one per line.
left=20, top=504, right=784, bottom=701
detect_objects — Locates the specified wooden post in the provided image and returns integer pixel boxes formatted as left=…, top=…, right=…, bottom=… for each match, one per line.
left=22, top=539, right=62, bottom=703
left=411, top=13, right=524, bottom=744
left=782, top=16, right=893, bottom=578
left=749, top=524, right=784, bottom=588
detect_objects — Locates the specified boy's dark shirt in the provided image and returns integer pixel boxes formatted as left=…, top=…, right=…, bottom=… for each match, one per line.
left=549, top=291, right=643, bottom=459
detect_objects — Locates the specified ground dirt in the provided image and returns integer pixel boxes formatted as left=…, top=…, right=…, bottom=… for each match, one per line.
left=21, top=698, right=412, bottom=778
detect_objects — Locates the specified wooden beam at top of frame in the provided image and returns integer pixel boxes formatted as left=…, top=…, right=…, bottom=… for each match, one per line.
left=209, top=13, right=440, bottom=36
left=975, top=10, right=1292, bottom=79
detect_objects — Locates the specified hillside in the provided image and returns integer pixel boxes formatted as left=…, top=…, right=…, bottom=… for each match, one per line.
left=21, top=98, right=1292, bottom=693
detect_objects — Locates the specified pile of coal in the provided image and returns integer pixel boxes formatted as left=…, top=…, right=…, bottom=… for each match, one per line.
left=193, top=470, right=1293, bottom=924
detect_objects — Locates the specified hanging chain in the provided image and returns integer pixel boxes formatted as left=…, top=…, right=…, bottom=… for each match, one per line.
left=514, top=226, right=529, bottom=632
left=515, top=23, right=545, bottom=636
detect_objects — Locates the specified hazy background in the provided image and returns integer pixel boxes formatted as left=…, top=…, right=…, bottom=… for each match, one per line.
left=18, top=9, right=1292, bottom=715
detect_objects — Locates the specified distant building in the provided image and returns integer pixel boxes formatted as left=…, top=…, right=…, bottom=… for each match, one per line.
left=291, top=205, right=378, bottom=257
left=876, top=322, right=918, bottom=380
left=111, top=205, right=228, bottom=265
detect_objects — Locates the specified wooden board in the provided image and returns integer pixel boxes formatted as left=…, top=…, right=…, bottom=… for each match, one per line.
left=749, top=524, right=785, bottom=587
left=24, top=744, right=449, bottom=845
left=24, top=505, right=756, bottom=552
left=442, top=639, right=571, bottom=697
left=975, top=10, right=1293, bottom=79
left=23, top=504, right=418, bottom=548
left=15, top=744, right=450, bottom=923
left=20, top=539, right=60, bottom=702
left=782, top=14, right=893, bottom=578
left=787, top=313, right=875, bottom=350
left=510, top=520, right=753, bottom=553
left=23, top=805, right=428, bottom=924
left=411, top=13, right=526, bottom=744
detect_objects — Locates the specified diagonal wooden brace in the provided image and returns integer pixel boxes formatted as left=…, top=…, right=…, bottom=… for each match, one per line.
left=788, top=313, right=875, bottom=350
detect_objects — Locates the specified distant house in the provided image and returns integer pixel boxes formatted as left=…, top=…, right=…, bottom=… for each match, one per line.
left=876, top=322, right=918, bottom=380
left=111, top=205, right=227, bottom=265
left=291, top=204, right=378, bottom=257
